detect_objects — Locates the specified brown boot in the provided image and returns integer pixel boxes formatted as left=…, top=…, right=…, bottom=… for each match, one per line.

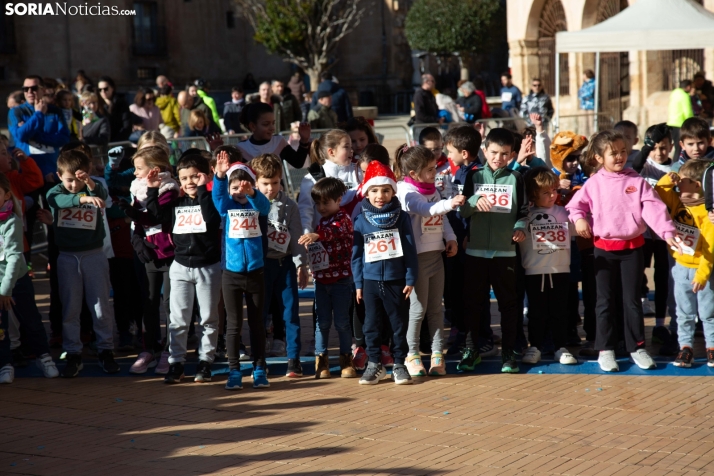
left=315, top=353, right=331, bottom=379
left=340, top=353, right=357, bottom=378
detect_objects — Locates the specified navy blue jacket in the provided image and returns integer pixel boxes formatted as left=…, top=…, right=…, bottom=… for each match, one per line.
left=311, top=80, right=353, bottom=123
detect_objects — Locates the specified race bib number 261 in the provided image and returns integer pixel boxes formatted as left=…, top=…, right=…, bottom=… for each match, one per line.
left=364, top=229, right=403, bottom=263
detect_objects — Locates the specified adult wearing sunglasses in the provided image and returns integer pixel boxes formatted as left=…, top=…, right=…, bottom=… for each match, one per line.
left=97, top=76, right=132, bottom=142
left=520, top=78, right=554, bottom=127
left=7, top=75, right=70, bottom=182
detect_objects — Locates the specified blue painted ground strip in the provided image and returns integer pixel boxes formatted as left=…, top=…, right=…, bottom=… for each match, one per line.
left=299, top=288, right=657, bottom=301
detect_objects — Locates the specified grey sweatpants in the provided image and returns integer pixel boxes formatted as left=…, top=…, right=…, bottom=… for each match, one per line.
left=168, top=261, right=221, bottom=364
left=58, top=249, right=114, bottom=354
left=407, top=250, right=445, bottom=355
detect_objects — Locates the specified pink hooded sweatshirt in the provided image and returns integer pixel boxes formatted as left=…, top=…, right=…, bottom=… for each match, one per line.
left=566, top=168, right=676, bottom=248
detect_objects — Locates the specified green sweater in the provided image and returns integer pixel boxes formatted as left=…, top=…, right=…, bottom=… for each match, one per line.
left=0, top=213, right=27, bottom=296
left=47, top=181, right=108, bottom=252
left=458, top=164, right=528, bottom=255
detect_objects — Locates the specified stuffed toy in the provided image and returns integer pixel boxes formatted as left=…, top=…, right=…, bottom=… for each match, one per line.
left=550, top=131, right=589, bottom=206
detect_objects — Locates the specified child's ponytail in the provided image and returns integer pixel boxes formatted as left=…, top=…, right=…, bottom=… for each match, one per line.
left=394, top=143, right=434, bottom=183
left=310, top=129, right=350, bottom=166
left=0, top=172, right=21, bottom=217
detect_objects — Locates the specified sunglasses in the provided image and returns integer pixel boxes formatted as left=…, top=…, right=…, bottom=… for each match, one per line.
left=23, top=86, right=39, bottom=92
left=98, top=87, right=110, bottom=92
left=532, top=84, right=541, bottom=87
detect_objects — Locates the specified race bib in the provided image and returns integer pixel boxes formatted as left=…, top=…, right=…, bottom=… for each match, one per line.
left=435, top=175, right=446, bottom=192
left=530, top=223, right=570, bottom=250
left=228, top=210, right=261, bottom=239
left=308, top=242, right=329, bottom=271
left=364, top=229, right=403, bottom=263
left=58, top=205, right=97, bottom=230
left=421, top=215, right=444, bottom=234
left=173, top=206, right=206, bottom=234
left=267, top=221, right=290, bottom=253
left=342, top=181, right=357, bottom=190
left=674, top=222, right=700, bottom=256
left=473, top=184, right=512, bottom=213
left=456, top=184, right=464, bottom=195
left=501, top=92, right=513, bottom=103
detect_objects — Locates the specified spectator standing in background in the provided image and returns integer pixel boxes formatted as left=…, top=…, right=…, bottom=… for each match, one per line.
left=129, top=87, right=163, bottom=132
left=413, top=74, right=442, bottom=124
left=311, top=72, right=353, bottom=123
left=667, top=79, right=695, bottom=159
left=97, top=76, right=132, bottom=142
left=500, top=72, right=522, bottom=115
left=223, top=86, right=246, bottom=134
left=578, top=69, right=596, bottom=136
left=520, top=78, right=554, bottom=126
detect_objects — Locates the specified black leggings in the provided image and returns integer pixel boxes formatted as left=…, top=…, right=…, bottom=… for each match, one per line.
left=143, top=259, right=171, bottom=353
left=223, top=268, right=266, bottom=369
left=109, top=257, right=143, bottom=335
left=642, top=238, right=669, bottom=320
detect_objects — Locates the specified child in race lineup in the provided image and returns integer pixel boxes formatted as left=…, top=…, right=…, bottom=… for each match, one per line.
left=352, top=160, right=418, bottom=385
left=613, top=120, right=640, bottom=169
left=236, top=102, right=311, bottom=166
left=120, top=146, right=179, bottom=375
left=144, top=153, right=222, bottom=384
left=654, top=160, right=714, bottom=368
left=672, top=117, right=714, bottom=171
left=0, top=173, right=59, bottom=383
left=343, top=116, right=379, bottom=161
left=418, top=127, right=452, bottom=197
left=251, top=154, right=309, bottom=378
left=46, top=150, right=119, bottom=377
left=567, top=130, right=682, bottom=372
left=457, top=128, right=528, bottom=373
left=358, top=144, right=391, bottom=174
left=298, top=178, right=357, bottom=379
left=395, top=144, right=463, bottom=376
left=212, top=155, right=271, bottom=390
left=518, top=167, right=577, bottom=365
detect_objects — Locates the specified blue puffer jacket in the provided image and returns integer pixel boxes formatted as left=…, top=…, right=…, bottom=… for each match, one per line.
left=8, top=103, right=70, bottom=176
left=212, top=175, right=270, bottom=273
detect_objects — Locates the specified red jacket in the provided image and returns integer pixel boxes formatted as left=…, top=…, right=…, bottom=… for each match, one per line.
left=314, top=209, right=353, bottom=284
left=7, top=157, right=44, bottom=252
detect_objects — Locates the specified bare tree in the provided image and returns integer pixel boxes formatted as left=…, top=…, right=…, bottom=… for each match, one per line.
left=234, top=0, right=369, bottom=88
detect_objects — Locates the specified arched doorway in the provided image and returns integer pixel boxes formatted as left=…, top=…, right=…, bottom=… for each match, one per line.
left=537, top=0, right=568, bottom=96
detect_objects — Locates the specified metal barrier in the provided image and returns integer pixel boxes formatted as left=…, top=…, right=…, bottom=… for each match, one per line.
left=220, top=133, right=252, bottom=146
left=408, top=123, right=446, bottom=144
left=278, top=128, right=331, bottom=142
left=168, top=137, right=212, bottom=153
left=282, top=160, right=309, bottom=200
left=409, top=117, right=532, bottom=144
left=555, top=113, right=615, bottom=136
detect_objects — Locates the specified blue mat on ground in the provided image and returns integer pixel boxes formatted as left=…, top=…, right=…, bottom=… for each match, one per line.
left=298, top=288, right=657, bottom=301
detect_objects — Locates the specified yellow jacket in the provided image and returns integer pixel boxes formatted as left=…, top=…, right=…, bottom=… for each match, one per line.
left=655, top=174, right=714, bottom=285
left=155, top=95, right=181, bottom=133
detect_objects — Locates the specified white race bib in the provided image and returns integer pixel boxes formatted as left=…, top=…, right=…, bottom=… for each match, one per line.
left=58, top=205, right=97, bottom=230
left=308, top=242, right=329, bottom=271
left=421, top=215, right=444, bottom=234
left=674, top=222, right=700, bottom=256
left=228, top=210, right=261, bottom=239
left=364, top=229, right=403, bottom=263
left=473, top=184, right=512, bottom=213
left=501, top=92, right=513, bottom=103
left=456, top=184, right=464, bottom=195
left=173, top=206, right=206, bottom=234
left=435, top=175, right=446, bottom=192
left=530, top=223, right=570, bottom=250
left=267, top=221, right=290, bottom=253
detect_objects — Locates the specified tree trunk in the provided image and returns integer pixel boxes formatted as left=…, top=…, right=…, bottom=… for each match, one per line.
left=458, top=55, right=470, bottom=81
left=307, top=68, right=321, bottom=93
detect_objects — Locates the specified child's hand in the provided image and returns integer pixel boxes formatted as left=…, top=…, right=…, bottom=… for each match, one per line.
left=517, top=136, right=533, bottom=164
left=575, top=218, right=592, bottom=238
left=559, top=178, right=571, bottom=190
left=692, top=280, right=705, bottom=294
left=356, top=289, right=363, bottom=304
left=667, top=172, right=680, bottom=184
left=206, top=132, right=224, bottom=151
left=146, top=168, right=161, bottom=188
left=80, top=196, right=105, bottom=208
left=445, top=240, right=458, bottom=257
left=36, top=208, right=53, bottom=225
left=298, top=233, right=319, bottom=246
left=451, top=195, right=466, bottom=208
left=75, top=170, right=94, bottom=189
left=667, top=236, right=683, bottom=255
left=475, top=195, right=493, bottom=212
left=12, top=149, right=28, bottom=162
left=298, top=122, right=312, bottom=143
left=512, top=230, right=526, bottom=243
left=196, top=173, right=208, bottom=187
left=0, top=295, right=15, bottom=311
left=529, top=113, right=544, bottom=132
left=237, top=180, right=255, bottom=197
left=473, top=122, right=485, bottom=138
left=297, top=266, right=309, bottom=290
left=214, top=151, right=230, bottom=178
left=403, top=285, right=414, bottom=300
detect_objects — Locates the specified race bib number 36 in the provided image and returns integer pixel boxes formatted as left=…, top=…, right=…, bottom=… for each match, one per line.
left=364, top=229, right=403, bottom=263
left=58, top=205, right=97, bottom=230
left=267, top=221, right=290, bottom=253
left=530, top=223, right=570, bottom=250
left=173, top=206, right=206, bottom=234
left=228, top=210, right=261, bottom=239
left=674, top=222, right=700, bottom=256
left=473, top=184, right=512, bottom=213
left=308, top=242, right=329, bottom=271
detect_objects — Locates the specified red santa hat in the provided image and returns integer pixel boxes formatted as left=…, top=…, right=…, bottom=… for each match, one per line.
left=361, top=160, right=397, bottom=193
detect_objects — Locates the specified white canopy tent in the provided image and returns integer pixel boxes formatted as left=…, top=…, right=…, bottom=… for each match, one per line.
left=554, top=0, right=714, bottom=131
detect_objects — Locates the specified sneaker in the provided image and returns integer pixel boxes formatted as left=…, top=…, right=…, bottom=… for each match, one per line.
left=501, top=349, right=519, bottom=373
left=598, top=350, right=619, bottom=372
left=11, top=348, right=28, bottom=368
left=62, top=354, right=83, bottom=378
left=36, top=354, right=59, bottom=378
left=154, top=351, right=170, bottom=374
left=642, top=298, right=655, bottom=317
left=194, top=360, right=212, bottom=382
left=352, top=345, right=367, bottom=371
left=652, top=326, right=670, bottom=345
left=129, top=351, right=156, bottom=374
left=98, top=350, right=120, bottom=374
left=380, top=345, right=394, bottom=367
left=270, top=339, right=286, bottom=357
left=117, top=332, right=134, bottom=351
left=252, top=367, right=270, bottom=388
left=457, top=348, right=481, bottom=372
left=405, top=353, right=426, bottom=377
left=707, top=349, right=714, bottom=367
left=630, top=348, right=656, bottom=370
left=659, top=332, right=680, bottom=356
left=286, top=359, right=303, bottom=378
left=477, top=336, right=498, bottom=357
left=315, top=353, right=330, bottom=379
left=555, top=347, right=577, bottom=365
left=522, top=347, right=541, bottom=364
left=339, top=353, right=357, bottom=378
left=674, top=347, right=694, bottom=368
left=225, top=369, right=243, bottom=390
left=392, top=364, right=413, bottom=385
left=359, top=362, right=386, bottom=385
left=48, top=333, right=62, bottom=349
left=238, top=344, right=251, bottom=362
left=428, top=352, right=446, bottom=376
left=215, top=335, right=227, bottom=359
left=579, top=340, right=598, bottom=358
left=164, top=362, right=185, bottom=384
left=0, top=364, right=14, bottom=384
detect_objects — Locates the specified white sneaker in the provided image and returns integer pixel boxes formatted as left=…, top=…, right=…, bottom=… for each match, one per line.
left=270, top=339, right=286, bottom=357
left=555, top=347, right=577, bottom=365
left=630, top=348, right=656, bottom=370
left=522, top=347, right=541, bottom=364
left=598, top=350, right=619, bottom=372
left=0, top=364, right=14, bottom=384
left=36, top=354, right=59, bottom=378
left=641, top=298, right=655, bottom=317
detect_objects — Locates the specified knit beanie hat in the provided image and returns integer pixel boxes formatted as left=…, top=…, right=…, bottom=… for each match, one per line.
left=362, top=160, right=397, bottom=193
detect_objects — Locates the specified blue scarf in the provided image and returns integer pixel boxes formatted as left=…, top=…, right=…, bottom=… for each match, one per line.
left=361, top=196, right=401, bottom=228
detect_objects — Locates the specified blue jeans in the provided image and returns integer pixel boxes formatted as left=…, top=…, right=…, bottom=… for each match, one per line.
left=264, top=257, right=301, bottom=359
left=314, top=278, right=353, bottom=355
left=672, top=263, right=714, bottom=348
